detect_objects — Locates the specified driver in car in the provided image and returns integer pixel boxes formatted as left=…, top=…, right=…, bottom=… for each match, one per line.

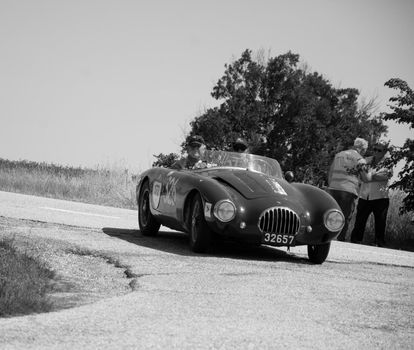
left=232, top=137, right=249, bottom=153
left=171, top=135, right=207, bottom=170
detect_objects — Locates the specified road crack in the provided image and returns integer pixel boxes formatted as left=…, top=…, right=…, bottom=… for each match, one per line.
left=67, top=246, right=142, bottom=291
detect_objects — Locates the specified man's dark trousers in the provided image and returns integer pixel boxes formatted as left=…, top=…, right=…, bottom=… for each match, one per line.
left=328, top=189, right=357, bottom=241
left=351, top=198, right=389, bottom=245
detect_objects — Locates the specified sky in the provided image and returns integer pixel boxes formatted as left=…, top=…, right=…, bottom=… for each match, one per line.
left=1, top=0, right=413, bottom=172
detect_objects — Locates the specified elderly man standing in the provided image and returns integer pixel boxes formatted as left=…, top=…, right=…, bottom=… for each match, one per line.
left=327, top=137, right=369, bottom=241
left=350, top=141, right=393, bottom=247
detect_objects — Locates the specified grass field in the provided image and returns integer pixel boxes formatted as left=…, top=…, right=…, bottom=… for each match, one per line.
left=0, top=158, right=137, bottom=209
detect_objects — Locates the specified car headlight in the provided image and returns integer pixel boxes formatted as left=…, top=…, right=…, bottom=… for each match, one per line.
left=324, top=209, right=345, bottom=232
left=213, top=200, right=236, bottom=222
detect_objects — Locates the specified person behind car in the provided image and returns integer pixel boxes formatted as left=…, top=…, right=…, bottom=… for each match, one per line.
left=350, top=140, right=393, bottom=247
left=232, top=138, right=249, bottom=153
left=327, top=137, right=369, bottom=241
left=171, top=135, right=207, bottom=170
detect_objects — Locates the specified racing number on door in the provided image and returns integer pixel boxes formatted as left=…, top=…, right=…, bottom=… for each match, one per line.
left=263, top=233, right=295, bottom=245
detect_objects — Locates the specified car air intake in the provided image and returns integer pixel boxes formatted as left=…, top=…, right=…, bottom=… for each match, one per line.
left=258, top=207, right=300, bottom=235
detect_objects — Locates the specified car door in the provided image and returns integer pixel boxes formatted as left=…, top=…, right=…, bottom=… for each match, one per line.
left=151, top=170, right=188, bottom=220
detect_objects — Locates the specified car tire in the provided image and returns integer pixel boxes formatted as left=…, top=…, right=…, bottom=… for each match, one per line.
left=189, top=193, right=211, bottom=253
left=307, top=242, right=331, bottom=264
left=138, top=181, right=160, bottom=236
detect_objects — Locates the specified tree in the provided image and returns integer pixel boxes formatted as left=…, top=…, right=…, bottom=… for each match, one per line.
left=383, top=78, right=414, bottom=214
left=188, top=49, right=386, bottom=184
left=194, top=49, right=267, bottom=151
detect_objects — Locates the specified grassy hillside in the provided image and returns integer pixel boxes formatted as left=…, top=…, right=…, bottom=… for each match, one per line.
left=0, top=158, right=137, bottom=209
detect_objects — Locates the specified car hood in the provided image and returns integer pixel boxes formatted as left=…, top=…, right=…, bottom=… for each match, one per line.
left=204, top=169, right=294, bottom=200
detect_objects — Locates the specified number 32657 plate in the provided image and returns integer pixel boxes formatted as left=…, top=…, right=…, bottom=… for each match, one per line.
left=262, top=233, right=295, bottom=246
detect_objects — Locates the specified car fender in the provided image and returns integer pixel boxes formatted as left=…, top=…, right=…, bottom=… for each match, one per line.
left=291, top=183, right=342, bottom=219
left=289, top=183, right=343, bottom=244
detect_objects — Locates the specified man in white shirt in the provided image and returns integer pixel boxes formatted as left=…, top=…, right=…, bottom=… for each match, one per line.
left=350, top=141, right=393, bottom=247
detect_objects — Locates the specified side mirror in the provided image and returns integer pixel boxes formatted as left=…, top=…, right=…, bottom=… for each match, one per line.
left=285, top=171, right=294, bottom=183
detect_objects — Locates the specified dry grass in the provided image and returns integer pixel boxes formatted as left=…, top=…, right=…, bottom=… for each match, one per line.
left=0, top=158, right=137, bottom=209
left=0, top=237, right=55, bottom=317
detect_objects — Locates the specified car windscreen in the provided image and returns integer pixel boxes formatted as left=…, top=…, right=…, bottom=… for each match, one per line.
left=202, top=150, right=283, bottom=178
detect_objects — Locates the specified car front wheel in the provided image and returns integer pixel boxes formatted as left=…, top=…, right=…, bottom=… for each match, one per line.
left=307, top=242, right=331, bottom=264
left=138, top=181, right=160, bottom=236
left=189, top=193, right=211, bottom=253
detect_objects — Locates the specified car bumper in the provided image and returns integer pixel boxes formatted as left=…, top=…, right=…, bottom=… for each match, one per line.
left=208, top=220, right=340, bottom=247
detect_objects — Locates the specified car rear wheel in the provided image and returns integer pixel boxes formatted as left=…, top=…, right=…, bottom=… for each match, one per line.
left=138, top=181, right=160, bottom=236
left=307, top=242, right=331, bottom=264
left=189, top=193, right=211, bottom=253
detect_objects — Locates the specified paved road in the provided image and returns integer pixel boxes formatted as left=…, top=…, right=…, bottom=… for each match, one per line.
left=0, top=190, right=413, bottom=349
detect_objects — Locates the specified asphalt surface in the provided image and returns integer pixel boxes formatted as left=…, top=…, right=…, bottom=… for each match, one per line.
left=0, top=190, right=413, bottom=349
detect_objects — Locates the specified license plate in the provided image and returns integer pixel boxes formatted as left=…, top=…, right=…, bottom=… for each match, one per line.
left=262, top=233, right=295, bottom=246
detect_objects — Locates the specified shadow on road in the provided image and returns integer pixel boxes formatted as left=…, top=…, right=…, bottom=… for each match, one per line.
left=102, top=227, right=310, bottom=265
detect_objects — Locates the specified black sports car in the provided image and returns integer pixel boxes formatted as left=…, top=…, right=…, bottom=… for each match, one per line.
left=136, top=150, right=344, bottom=264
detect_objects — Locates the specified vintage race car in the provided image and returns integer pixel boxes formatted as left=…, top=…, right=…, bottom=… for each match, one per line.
left=136, top=150, right=344, bottom=264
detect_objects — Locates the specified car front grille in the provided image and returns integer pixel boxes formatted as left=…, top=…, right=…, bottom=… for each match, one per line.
left=258, top=207, right=300, bottom=235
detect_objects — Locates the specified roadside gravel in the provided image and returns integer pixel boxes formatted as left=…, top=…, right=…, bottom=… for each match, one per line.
left=0, top=216, right=137, bottom=313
